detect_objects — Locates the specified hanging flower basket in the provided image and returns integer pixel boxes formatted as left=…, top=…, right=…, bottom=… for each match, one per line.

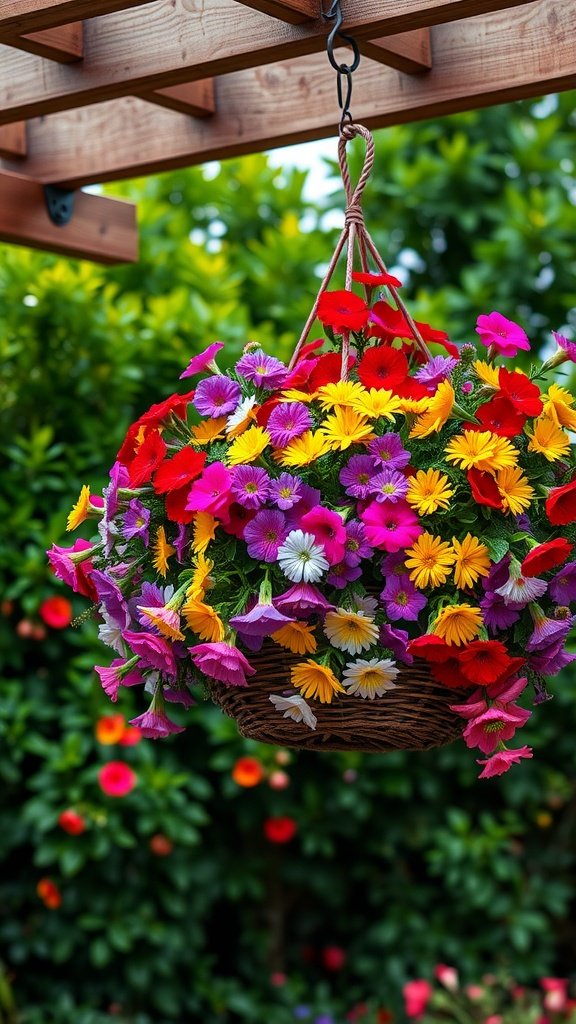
left=50, top=124, right=576, bottom=778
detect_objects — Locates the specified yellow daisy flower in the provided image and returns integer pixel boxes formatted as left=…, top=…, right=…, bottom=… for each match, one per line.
left=271, top=621, right=317, bottom=655
left=316, top=381, right=366, bottom=409
left=406, top=469, right=454, bottom=515
left=404, top=533, right=456, bottom=589
left=541, top=383, right=576, bottom=430
left=409, top=379, right=455, bottom=439
left=432, top=604, right=483, bottom=646
left=191, top=512, right=217, bottom=554
left=350, top=387, right=402, bottom=420
left=227, top=425, right=270, bottom=466
left=444, top=429, right=517, bottom=474
left=291, top=660, right=345, bottom=704
left=472, top=359, right=500, bottom=389
left=488, top=435, right=520, bottom=473
left=526, top=415, right=571, bottom=462
left=181, top=597, right=224, bottom=642
left=452, top=533, right=491, bottom=589
left=281, top=388, right=316, bottom=403
left=279, top=429, right=332, bottom=467
left=152, top=526, right=175, bottom=578
left=188, top=553, right=215, bottom=599
left=321, top=407, right=375, bottom=450
left=495, top=466, right=534, bottom=515
left=397, top=396, right=429, bottom=415
left=66, top=484, right=92, bottom=531
left=191, top=416, right=227, bottom=443
left=324, top=609, right=379, bottom=655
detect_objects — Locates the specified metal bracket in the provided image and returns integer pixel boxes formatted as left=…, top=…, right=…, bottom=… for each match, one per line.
left=44, top=184, right=75, bottom=226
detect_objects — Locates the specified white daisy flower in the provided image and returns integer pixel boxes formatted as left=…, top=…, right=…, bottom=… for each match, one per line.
left=342, top=657, right=399, bottom=699
left=277, top=529, right=329, bottom=583
left=269, top=693, right=317, bottom=730
left=495, top=572, right=548, bottom=605
left=324, top=608, right=379, bottom=655
left=226, top=395, right=257, bottom=435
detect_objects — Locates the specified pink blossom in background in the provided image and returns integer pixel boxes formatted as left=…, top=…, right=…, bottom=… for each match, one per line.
left=403, top=980, right=432, bottom=1019
left=475, top=311, right=530, bottom=357
left=98, top=761, right=137, bottom=797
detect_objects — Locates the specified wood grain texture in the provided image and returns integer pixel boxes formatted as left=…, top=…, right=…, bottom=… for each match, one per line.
left=0, top=0, right=155, bottom=37
left=232, top=0, right=318, bottom=24
left=14, top=22, right=82, bottom=62
left=363, top=28, right=432, bottom=73
left=0, top=122, right=26, bottom=158
left=3, top=1, right=571, bottom=187
left=142, top=80, right=215, bottom=117
left=0, top=0, right=539, bottom=125
left=0, top=170, right=137, bottom=261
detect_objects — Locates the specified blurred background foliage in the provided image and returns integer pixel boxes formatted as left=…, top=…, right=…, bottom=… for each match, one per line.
left=1, top=93, right=576, bottom=1023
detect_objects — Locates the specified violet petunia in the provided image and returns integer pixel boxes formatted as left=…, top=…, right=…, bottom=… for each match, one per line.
left=91, top=568, right=130, bottom=630
left=381, top=574, right=427, bottom=622
left=379, top=623, right=413, bottom=665
left=129, top=705, right=185, bottom=738
left=275, top=582, right=335, bottom=618
left=343, top=521, right=373, bottom=567
left=122, top=498, right=151, bottom=544
left=229, top=601, right=295, bottom=638
left=193, top=376, right=241, bottom=418
left=549, top=560, right=576, bottom=603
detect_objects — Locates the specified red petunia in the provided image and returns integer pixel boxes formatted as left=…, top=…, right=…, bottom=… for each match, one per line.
left=39, top=596, right=73, bottom=629
left=457, top=640, right=515, bottom=686
left=392, top=375, right=430, bottom=400
left=295, top=338, right=326, bottom=360
left=128, top=428, right=167, bottom=487
left=474, top=396, right=527, bottom=437
left=546, top=478, right=576, bottom=526
left=316, top=290, right=369, bottom=332
left=308, top=352, right=356, bottom=391
left=408, top=635, right=452, bottom=662
left=357, top=345, right=409, bottom=391
left=498, top=368, right=543, bottom=417
left=352, top=270, right=403, bottom=288
left=117, top=421, right=141, bottom=466
left=466, top=468, right=503, bottom=510
left=366, top=301, right=411, bottom=341
left=264, top=816, right=297, bottom=844
left=429, top=656, right=471, bottom=689
left=165, top=485, right=196, bottom=524
left=153, top=447, right=206, bottom=494
left=220, top=502, right=256, bottom=538
left=137, top=390, right=195, bottom=428
left=521, top=538, right=573, bottom=577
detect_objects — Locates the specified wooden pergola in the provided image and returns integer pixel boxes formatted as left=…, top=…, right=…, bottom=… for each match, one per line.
left=0, top=0, right=573, bottom=263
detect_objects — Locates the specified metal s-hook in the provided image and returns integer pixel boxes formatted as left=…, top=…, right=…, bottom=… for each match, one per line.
left=321, top=0, right=361, bottom=130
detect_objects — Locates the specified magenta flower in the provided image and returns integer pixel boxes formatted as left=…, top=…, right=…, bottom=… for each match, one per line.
left=188, top=641, right=255, bottom=686
left=552, top=330, right=576, bottom=363
left=326, top=561, right=362, bottom=589
left=193, top=376, right=241, bottom=418
left=230, top=465, right=270, bottom=509
left=129, top=705, right=185, bottom=738
left=414, top=355, right=458, bottom=390
left=339, top=454, right=378, bottom=499
left=360, top=499, right=422, bottom=552
left=229, top=601, right=294, bottom=637
left=477, top=746, right=533, bottom=779
left=367, top=432, right=411, bottom=469
left=266, top=401, right=312, bottom=448
left=186, top=461, right=232, bottom=517
left=381, top=574, right=427, bottom=622
left=275, top=582, right=334, bottom=617
left=122, top=498, right=150, bottom=544
left=180, top=341, right=224, bottom=379
left=529, top=642, right=576, bottom=676
left=475, top=311, right=530, bottom=357
left=243, top=509, right=288, bottom=561
left=549, top=560, right=576, bottom=603
left=343, top=521, right=373, bottom=567
left=235, top=350, right=288, bottom=390
left=103, top=460, right=130, bottom=519
left=369, top=469, right=409, bottom=503
left=463, top=705, right=531, bottom=754
left=380, top=623, right=413, bottom=665
left=96, top=659, right=144, bottom=701
left=47, top=539, right=95, bottom=592
left=122, top=629, right=177, bottom=678
left=300, top=506, right=346, bottom=565
left=269, top=473, right=302, bottom=510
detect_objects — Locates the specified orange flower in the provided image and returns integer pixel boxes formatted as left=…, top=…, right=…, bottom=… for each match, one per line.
left=37, top=878, right=62, bottom=909
left=95, top=714, right=126, bottom=745
left=231, top=756, right=264, bottom=787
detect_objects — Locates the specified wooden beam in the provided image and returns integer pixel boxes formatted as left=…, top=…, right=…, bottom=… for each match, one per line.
left=0, top=170, right=137, bottom=262
left=0, top=122, right=26, bottom=159
left=141, top=80, right=215, bottom=118
left=232, top=0, right=317, bottom=24
left=0, top=0, right=155, bottom=38
left=363, top=28, right=432, bottom=74
left=0, top=0, right=539, bottom=125
left=14, top=22, right=82, bottom=62
left=4, top=0, right=572, bottom=188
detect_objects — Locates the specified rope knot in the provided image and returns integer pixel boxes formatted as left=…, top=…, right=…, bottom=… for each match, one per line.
left=344, top=202, right=364, bottom=227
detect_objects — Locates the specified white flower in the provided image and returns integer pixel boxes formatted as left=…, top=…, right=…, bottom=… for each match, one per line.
left=269, top=693, right=317, bottom=730
left=342, top=657, right=399, bottom=699
left=277, top=529, right=329, bottom=583
left=495, top=572, right=548, bottom=605
left=348, top=594, right=378, bottom=615
left=226, top=395, right=257, bottom=435
left=97, top=610, right=125, bottom=655
left=323, top=608, right=379, bottom=655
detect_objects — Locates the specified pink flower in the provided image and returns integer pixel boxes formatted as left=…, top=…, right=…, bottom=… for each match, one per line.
left=463, top=704, right=531, bottom=754
left=95, top=659, right=144, bottom=701
left=129, top=705, right=185, bottom=738
left=188, top=641, right=256, bottom=686
left=475, top=311, right=530, bottom=357
left=403, top=979, right=432, bottom=1018
left=98, top=761, right=137, bottom=797
left=300, top=506, right=346, bottom=565
left=46, top=539, right=97, bottom=599
left=477, top=745, right=533, bottom=778
left=186, top=461, right=232, bottom=516
left=179, top=341, right=224, bottom=379
left=541, top=979, right=569, bottom=1013
left=434, top=964, right=458, bottom=992
left=360, top=500, right=422, bottom=552
left=121, top=630, right=178, bottom=678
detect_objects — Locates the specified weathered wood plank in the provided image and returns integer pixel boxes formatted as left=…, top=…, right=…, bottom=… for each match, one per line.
left=14, top=22, right=82, bottom=62
left=0, top=0, right=539, bottom=125
left=231, top=0, right=317, bottom=24
left=0, top=0, right=155, bottom=37
left=2, top=0, right=570, bottom=187
left=0, top=122, right=27, bottom=158
left=0, top=170, right=137, bottom=262
left=363, top=29, right=432, bottom=74
left=142, top=80, right=215, bottom=118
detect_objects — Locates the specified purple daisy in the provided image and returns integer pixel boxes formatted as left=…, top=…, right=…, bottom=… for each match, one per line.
left=380, top=623, right=413, bottom=665
left=243, top=508, right=288, bottom=562
left=381, top=574, right=427, bottom=622
left=339, top=454, right=378, bottom=499
left=230, top=465, right=270, bottom=509
left=235, top=350, right=288, bottom=390
left=180, top=341, right=224, bottom=379
left=326, top=561, right=362, bottom=589
left=367, top=432, right=411, bottom=469
left=266, top=401, right=312, bottom=448
left=269, top=472, right=302, bottom=510
left=343, top=521, right=373, bottom=567
left=122, top=498, right=151, bottom=544
left=480, top=591, right=523, bottom=634
left=370, top=468, right=410, bottom=503
left=549, top=560, right=576, bottom=603
left=414, top=355, right=458, bottom=390
left=193, top=376, right=241, bottom=418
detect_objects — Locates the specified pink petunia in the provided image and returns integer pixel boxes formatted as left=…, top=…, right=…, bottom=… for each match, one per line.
left=98, top=761, right=137, bottom=797
left=188, top=641, right=256, bottom=686
left=463, top=705, right=531, bottom=754
left=179, top=341, right=224, bottom=379
left=299, top=506, right=346, bottom=565
left=360, top=499, right=422, bottom=552
left=186, top=461, right=233, bottom=517
left=475, top=311, right=530, bottom=357
left=121, top=630, right=178, bottom=678
left=477, top=745, right=533, bottom=778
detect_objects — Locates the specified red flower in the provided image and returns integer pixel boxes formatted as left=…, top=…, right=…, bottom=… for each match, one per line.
left=308, top=352, right=345, bottom=390
left=430, top=656, right=472, bottom=689
left=498, top=367, right=543, bottom=416
left=474, top=396, right=527, bottom=437
left=36, top=878, right=62, bottom=909
left=119, top=726, right=142, bottom=746
left=358, top=345, right=409, bottom=391
left=403, top=979, right=432, bottom=1018
left=39, top=596, right=73, bottom=629
left=165, top=485, right=196, bottom=524
left=466, top=468, right=503, bottom=510
left=264, top=816, right=297, bottom=844
left=322, top=946, right=347, bottom=971
left=521, top=538, right=573, bottom=577
left=153, top=447, right=206, bottom=494
left=58, top=809, right=86, bottom=835
left=232, top=756, right=264, bottom=787
left=408, top=635, right=452, bottom=662
left=220, top=502, right=256, bottom=538
left=128, top=429, right=167, bottom=487
left=149, top=833, right=174, bottom=856
left=352, top=270, right=402, bottom=288
left=296, top=338, right=326, bottom=360
left=137, top=390, right=195, bottom=428
left=316, top=290, right=369, bottom=332
left=546, top=478, right=576, bottom=525
left=367, top=301, right=411, bottom=340
left=98, top=761, right=137, bottom=797
left=457, top=640, right=515, bottom=686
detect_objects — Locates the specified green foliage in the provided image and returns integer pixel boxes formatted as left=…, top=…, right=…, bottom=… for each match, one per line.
left=1, top=97, right=576, bottom=1022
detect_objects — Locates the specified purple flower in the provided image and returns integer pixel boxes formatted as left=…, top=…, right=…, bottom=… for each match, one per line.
left=266, top=401, right=312, bottom=447
left=235, top=350, right=288, bottom=389
left=231, top=465, right=270, bottom=509
left=269, top=472, right=302, bottom=510
left=326, top=561, right=362, bottom=589
left=380, top=623, right=413, bottom=665
left=188, top=641, right=256, bottom=686
left=549, top=560, right=576, bottom=603
left=339, top=454, right=378, bottom=499
left=529, top=643, right=576, bottom=676
left=369, top=468, right=409, bottom=503
left=229, top=601, right=294, bottom=637
left=275, top=582, right=334, bottom=617
left=122, top=498, right=150, bottom=544
left=91, top=569, right=130, bottom=629
left=381, top=551, right=409, bottom=578
left=129, top=704, right=185, bottom=738
left=381, top=574, right=427, bottom=621
left=193, top=376, right=241, bottom=418
left=180, top=341, right=224, bottom=379
left=414, top=355, right=458, bottom=390
left=288, top=483, right=322, bottom=523
left=243, top=509, right=287, bottom=561
left=96, top=659, right=144, bottom=702
left=343, top=521, right=373, bottom=567
left=164, top=682, right=196, bottom=707
left=367, top=432, right=411, bottom=469
left=122, top=629, right=178, bottom=678
left=552, top=330, right=576, bottom=363
left=526, top=609, right=573, bottom=652
left=480, top=591, right=522, bottom=633
left=174, top=523, right=190, bottom=563
left=103, top=460, right=130, bottom=520
left=482, top=555, right=511, bottom=593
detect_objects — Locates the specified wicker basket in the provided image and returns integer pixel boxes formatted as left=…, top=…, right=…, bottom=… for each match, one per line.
left=209, top=642, right=464, bottom=753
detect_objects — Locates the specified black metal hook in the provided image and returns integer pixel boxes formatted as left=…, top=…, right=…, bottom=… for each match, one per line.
left=321, top=0, right=360, bottom=129
left=44, top=185, right=75, bottom=227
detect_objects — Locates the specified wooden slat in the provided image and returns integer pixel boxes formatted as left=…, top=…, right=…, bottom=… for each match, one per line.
left=0, top=0, right=539, bottom=126
left=0, top=0, right=155, bottom=37
left=0, top=122, right=26, bottom=158
left=141, top=80, right=215, bottom=118
left=15, top=22, right=82, bottom=62
left=0, top=170, right=137, bottom=262
left=363, top=29, right=432, bottom=74
left=232, top=0, right=317, bottom=24
left=4, top=0, right=572, bottom=188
